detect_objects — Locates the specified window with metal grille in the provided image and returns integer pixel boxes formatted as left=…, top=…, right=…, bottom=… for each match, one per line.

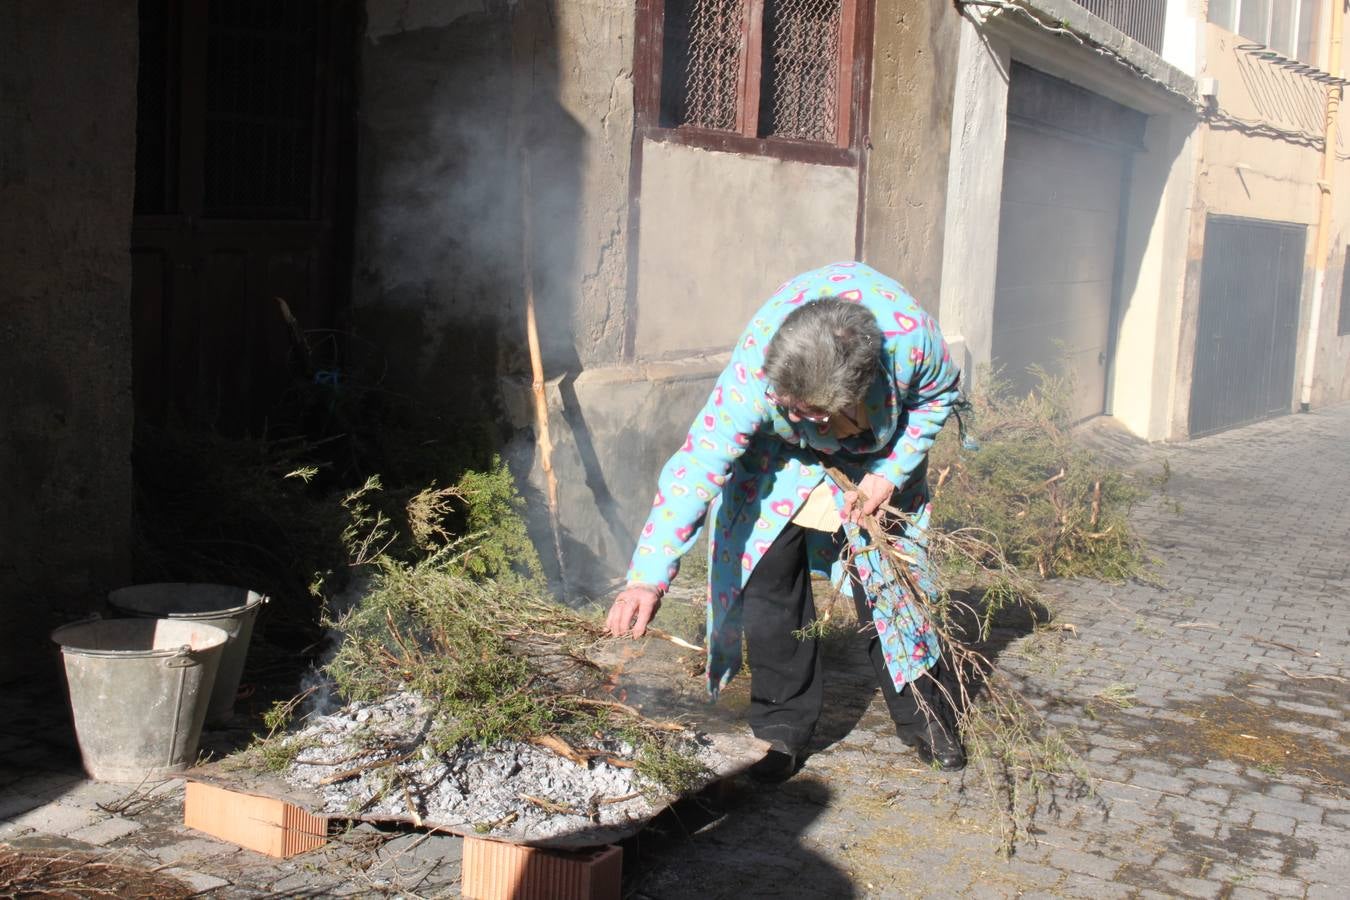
left=1208, top=0, right=1321, bottom=64
left=639, top=0, right=867, bottom=164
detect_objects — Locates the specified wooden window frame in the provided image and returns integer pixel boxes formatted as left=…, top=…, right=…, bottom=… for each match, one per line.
left=633, top=0, right=873, bottom=167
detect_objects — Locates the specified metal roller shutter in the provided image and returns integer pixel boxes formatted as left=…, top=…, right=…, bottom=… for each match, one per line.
left=993, top=64, right=1146, bottom=421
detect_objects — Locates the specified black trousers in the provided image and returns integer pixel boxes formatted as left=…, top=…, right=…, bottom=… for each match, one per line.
left=744, top=522, right=960, bottom=754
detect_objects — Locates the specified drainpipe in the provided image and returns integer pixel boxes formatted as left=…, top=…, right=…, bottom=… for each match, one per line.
left=1300, top=0, right=1345, bottom=410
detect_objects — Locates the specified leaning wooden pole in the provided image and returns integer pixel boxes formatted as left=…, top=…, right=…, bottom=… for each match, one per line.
left=512, top=9, right=568, bottom=587
left=522, top=147, right=568, bottom=585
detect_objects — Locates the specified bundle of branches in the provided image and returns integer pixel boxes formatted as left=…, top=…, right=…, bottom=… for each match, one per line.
left=820, top=370, right=1146, bottom=853
left=929, top=368, right=1148, bottom=581
left=258, top=476, right=709, bottom=803
left=0, top=846, right=194, bottom=899
left=827, top=463, right=1091, bottom=856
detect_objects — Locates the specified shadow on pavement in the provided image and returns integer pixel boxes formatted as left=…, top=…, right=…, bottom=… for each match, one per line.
left=622, top=776, right=856, bottom=899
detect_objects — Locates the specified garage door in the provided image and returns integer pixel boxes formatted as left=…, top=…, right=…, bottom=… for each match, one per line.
left=1188, top=216, right=1304, bottom=437
left=993, top=64, right=1146, bottom=421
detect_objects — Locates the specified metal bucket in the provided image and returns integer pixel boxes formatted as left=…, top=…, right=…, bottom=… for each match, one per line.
left=51, top=618, right=229, bottom=782
left=107, top=583, right=267, bottom=724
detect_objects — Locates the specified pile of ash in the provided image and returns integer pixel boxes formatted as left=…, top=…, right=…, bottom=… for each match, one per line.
left=281, top=691, right=720, bottom=843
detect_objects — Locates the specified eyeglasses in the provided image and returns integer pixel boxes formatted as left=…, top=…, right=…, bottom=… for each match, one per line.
left=766, top=389, right=831, bottom=424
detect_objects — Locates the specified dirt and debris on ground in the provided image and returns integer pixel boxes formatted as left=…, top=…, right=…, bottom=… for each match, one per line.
left=2, top=406, right=1349, bottom=897
left=0, top=842, right=194, bottom=898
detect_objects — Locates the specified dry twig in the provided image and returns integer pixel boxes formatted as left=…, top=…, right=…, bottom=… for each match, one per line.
left=823, top=464, right=1089, bottom=855
left=319, top=750, right=415, bottom=786
left=1273, top=663, right=1347, bottom=684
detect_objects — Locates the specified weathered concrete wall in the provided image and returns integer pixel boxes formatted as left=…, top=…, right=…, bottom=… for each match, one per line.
left=1299, top=19, right=1350, bottom=411
left=0, top=2, right=137, bottom=681
left=1306, top=17, right=1350, bottom=410
left=1194, top=41, right=1324, bottom=226
left=353, top=0, right=635, bottom=407
left=501, top=358, right=724, bottom=597
left=861, top=0, right=961, bottom=311
left=937, top=14, right=1012, bottom=375
left=940, top=4, right=1199, bottom=440
left=633, top=142, right=859, bottom=357
left=1109, top=112, right=1197, bottom=439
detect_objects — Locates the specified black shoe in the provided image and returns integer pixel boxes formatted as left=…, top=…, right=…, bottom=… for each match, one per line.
left=746, top=749, right=803, bottom=783
left=900, top=724, right=966, bottom=771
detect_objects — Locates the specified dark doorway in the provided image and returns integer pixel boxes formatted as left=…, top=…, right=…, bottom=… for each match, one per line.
left=131, top=0, right=356, bottom=434
left=1189, top=215, right=1305, bottom=437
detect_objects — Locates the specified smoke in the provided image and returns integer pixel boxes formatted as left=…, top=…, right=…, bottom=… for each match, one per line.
left=299, top=572, right=372, bottom=719
left=354, top=1, right=588, bottom=384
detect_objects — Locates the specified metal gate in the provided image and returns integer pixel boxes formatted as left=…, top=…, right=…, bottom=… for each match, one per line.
left=1189, top=216, right=1305, bottom=437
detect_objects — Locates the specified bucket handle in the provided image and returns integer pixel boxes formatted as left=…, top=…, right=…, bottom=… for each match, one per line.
left=164, top=644, right=198, bottom=668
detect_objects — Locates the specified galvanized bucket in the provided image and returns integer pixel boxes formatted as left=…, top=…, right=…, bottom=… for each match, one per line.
left=51, top=618, right=229, bottom=782
left=107, top=583, right=267, bottom=724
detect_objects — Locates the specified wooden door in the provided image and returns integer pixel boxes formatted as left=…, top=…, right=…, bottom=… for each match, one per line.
left=131, top=0, right=354, bottom=433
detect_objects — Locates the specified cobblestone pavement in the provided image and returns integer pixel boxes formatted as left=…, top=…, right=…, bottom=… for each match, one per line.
left=3, top=405, right=1348, bottom=897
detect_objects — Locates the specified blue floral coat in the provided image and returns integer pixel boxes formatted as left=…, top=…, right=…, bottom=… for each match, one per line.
left=626, top=262, right=962, bottom=698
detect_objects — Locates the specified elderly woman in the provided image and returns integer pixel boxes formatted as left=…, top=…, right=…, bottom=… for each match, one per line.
left=605, top=262, right=965, bottom=779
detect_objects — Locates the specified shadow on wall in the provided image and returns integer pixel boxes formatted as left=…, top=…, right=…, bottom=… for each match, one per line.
left=1232, top=45, right=1332, bottom=140
left=351, top=1, right=610, bottom=593
left=0, top=1, right=137, bottom=685
left=352, top=0, right=587, bottom=403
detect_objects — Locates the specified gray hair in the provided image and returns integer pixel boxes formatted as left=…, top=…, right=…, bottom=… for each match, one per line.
left=763, top=298, right=883, bottom=412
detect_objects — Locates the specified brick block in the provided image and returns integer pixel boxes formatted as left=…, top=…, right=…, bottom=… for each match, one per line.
left=183, top=780, right=328, bottom=858
left=461, top=837, right=620, bottom=900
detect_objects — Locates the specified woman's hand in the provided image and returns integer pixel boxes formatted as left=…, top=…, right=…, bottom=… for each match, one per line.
left=842, top=472, right=897, bottom=525
left=606, top=584, right=663, bottom=638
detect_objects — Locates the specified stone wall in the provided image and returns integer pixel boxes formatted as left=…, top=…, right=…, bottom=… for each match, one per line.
left=0, top=2, right=137, bottom=681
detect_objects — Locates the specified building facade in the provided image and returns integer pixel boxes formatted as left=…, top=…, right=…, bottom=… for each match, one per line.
left=5, top=1, right=1349, bottom=680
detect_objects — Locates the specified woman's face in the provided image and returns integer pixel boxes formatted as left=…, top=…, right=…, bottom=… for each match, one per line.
left=766, top=389, right=834, bottom=424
